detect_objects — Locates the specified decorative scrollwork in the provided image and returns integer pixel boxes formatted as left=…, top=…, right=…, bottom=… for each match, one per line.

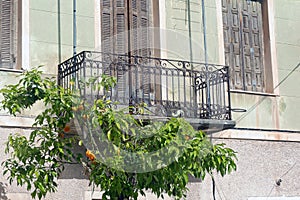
left=58, top=51, right=232, bottom=120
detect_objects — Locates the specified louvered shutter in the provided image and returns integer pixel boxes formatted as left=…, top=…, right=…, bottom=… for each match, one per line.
left=0, top=0, right=15, bottom=68
left=139, top=0, right=151, bottom=102
left=115, top=0, right=128, bottom=54
left=129, top=0, right=149, bottom=57
left=140, top=0, right=149, bottom=57
left=101, top=0, right=129, bottom=55
left=101, top=0, right=150, bottom=55
left=114, top=0, right=127, bottom=101
left=101, top=0, right=113, bottom=54
left=128, top=0, right=151, bottom=101
left=100, top=0, right=151, bottom=102
left=222, top=0, right=265, bottom=92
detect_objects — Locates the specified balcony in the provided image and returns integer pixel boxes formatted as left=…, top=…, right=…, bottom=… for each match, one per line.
left=58, top=51, right=235, bottom=131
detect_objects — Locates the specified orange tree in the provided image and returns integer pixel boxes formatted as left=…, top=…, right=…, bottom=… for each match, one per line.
left=1, top=68, right=237, bottom=200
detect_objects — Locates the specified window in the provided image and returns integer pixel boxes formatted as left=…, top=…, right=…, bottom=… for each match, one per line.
left=222, top=0, right=266, bottom=92
left=100, top=0, right=159, bottom=101
left=0, top=0, right=18, bottom=69
left=100, top=0, right=152, bottom=56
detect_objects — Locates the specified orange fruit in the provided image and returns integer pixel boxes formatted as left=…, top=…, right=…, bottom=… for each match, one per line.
left=58, top=133, right=64, bottom=138
left=78, top=104, right=84, bottom=111
left=63, top=124, right=71, bottom=133
left=184, top=135, right=190, bottom=141
left=86, top=150, right=96, bottom=161
left=71, top=106, right=78, bottom=112
left=82, top=114, right=89, bottom=121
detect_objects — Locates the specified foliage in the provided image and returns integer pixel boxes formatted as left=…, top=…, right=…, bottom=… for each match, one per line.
left=1, top=68, right=237, bottom=200
left=1, top=67, right=77, bottom=199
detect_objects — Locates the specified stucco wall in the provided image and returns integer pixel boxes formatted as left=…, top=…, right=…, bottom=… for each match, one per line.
left=163, top=0, right=220, bottom=63
left=29, top=0, right=95, bottom=75
left=197, top=137, right=300, bottom=200
left=273, top=0, right=300, bottom=131
left=26, top=0, right=300, bottom=131
left=24, top=0, right=300, bottom=131
left=1, top=128, right=299, bottom=200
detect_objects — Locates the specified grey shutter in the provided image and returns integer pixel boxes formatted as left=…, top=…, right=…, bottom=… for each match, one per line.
left=101, top=0, right=128, bottom=55
left=140, top=0, right=149, bottom=57
left=101, top=0, right=150, bottom=55
left=100, top=0, right=151, bottom=101
left=222, top=0, right=264, bottom=92
left=115, top=0, right=128, bottom=55
left=130, top=0, right=149, bottom=57
left=114, top=0, right=127, bottom=100
left=0, top=0, right=15, bottom=68
left=101, top=0, right=113, bottom=53
left=101, top=0, right=128, bottom=100
left=128, top=0, right=151, bottom=101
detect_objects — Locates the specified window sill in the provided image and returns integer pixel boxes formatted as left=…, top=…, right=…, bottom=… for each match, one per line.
left=230, top=89, right=279, bottom=97
left=0, top=68, right=24, bottom=73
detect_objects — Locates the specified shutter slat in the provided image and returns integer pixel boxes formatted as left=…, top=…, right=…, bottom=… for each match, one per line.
left=132, top=15, right=138, bottom=56
left=101, top=13, right=112, bottom=52
left=132, top=0, right=137, bottom=9
left=116, top=0, right=124, bottom=7
left=141, top=18, right=148, bottom=57
left=141, top=0, right=147, bottom=12
left=103, top=0, right=110, bottom=8
left=0, top=0, right=14, bottom=67
left=116, top=14, right=125, bottom=54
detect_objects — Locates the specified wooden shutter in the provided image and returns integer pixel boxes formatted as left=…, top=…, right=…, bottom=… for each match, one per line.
left=222, top=0, right=265, bottom=92
left=101, top=0, right=150, bottom=56
left=140, top=0, right=149, bottom=57
left=101, top=0, right=128, bottom=54
left=100, top=0, right=151, bottom=101
left=129, top=0, right=149, bottom=57
left=101, top=0, right=114, bottom=53
left=115, top=0, right=128, bottom=54
left=0, top=0, right=16, bottom=68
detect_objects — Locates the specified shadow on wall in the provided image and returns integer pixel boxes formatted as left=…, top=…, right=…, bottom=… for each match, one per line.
left=59, top=139, right=88, bottom=180
left=0, top=182, right=8, bottom=200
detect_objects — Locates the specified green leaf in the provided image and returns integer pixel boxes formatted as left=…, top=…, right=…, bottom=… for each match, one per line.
left=38, top=182, right=46, bottom=193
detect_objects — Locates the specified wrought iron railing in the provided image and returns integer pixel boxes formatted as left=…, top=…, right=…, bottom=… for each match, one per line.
left=58, top=51, right=232, bottom=120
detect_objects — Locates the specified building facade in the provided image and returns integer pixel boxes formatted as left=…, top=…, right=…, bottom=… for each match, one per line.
left=0, top=0, right=299, bottom=199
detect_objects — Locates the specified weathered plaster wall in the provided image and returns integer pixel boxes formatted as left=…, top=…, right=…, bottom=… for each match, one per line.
left=29, top=0, right=95, bottom=75
left=1, top=128, right=299, bottom=200
left=163, top=0, right=219, bottom=63
left=14, top=0, right=300, bottom=131
left=197, top=137, right=300, bottom=200
left=273, top=0, right=300, bottom=131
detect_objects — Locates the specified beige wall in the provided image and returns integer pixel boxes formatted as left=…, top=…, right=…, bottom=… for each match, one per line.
left=273, top=0, right=300, bottom=131
left=1, top=128, right=299, bottom=200
left=163, top=0, right=220, bottom=63
left=29, top=0, right=95, bottom=75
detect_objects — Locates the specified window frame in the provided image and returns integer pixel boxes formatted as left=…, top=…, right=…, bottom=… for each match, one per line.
left=217, top=0, right=278, bottom=94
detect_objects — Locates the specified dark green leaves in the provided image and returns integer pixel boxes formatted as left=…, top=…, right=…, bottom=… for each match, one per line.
left=1, top=68, right=78, bottom=199
left=1, top=68, right=237, bottom=200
